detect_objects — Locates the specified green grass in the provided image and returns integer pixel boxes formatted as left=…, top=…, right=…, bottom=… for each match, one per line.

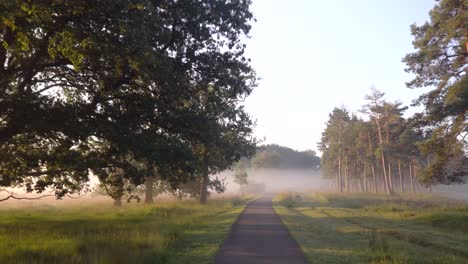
left=274, top=192, right=468, bottom=264
left=0, top=196, right=250, bottom=264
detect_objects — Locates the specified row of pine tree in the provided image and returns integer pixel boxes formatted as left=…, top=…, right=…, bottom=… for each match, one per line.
left=319, top=87, right=466, bottom=194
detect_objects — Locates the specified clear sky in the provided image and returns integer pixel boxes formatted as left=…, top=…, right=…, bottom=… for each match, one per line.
left=243, top=0, right=435, bottom=153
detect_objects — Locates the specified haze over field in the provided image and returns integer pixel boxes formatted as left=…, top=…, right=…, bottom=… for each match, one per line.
left=0, top=0, right=467, bottom=263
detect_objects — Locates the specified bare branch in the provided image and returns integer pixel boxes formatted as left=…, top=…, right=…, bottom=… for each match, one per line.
left=0, top=194, right=54, bottom=202
left=65, top=193, right=86, bottom=199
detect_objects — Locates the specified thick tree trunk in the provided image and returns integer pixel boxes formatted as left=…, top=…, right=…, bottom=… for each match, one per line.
left=113, top=198, right=122, bottom=207
left=199, top=153, right=209, bottom=204
left=144, top=176, right=154, bottom=204
left=398, top=160, right=403, bottom=192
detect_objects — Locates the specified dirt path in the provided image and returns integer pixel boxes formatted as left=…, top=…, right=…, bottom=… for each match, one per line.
left=214, top=194, right=308, bottom=264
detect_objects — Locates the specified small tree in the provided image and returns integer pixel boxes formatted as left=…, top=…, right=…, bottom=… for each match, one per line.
left=234, top=159, right=249, bottom=194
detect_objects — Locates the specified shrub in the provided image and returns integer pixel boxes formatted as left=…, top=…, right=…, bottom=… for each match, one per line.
left=276, top=192, right=303, bottom=208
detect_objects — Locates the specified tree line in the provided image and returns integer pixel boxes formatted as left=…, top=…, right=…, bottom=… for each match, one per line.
left=250, top=144, right=320, bottom=170
left=320, top=89, right=428, bottom=194
left=0, top=0, right=257, bottom=205
left=319, top=0, right=467, bottom=194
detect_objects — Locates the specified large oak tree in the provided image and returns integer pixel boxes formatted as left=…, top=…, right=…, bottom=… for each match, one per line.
left=0, top=0, right=257, bottom=200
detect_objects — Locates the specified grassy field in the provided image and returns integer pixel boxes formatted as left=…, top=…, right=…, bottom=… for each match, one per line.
left=274, top=192, right=468, bottom=264
left=0, top=196, right=250, bottom=264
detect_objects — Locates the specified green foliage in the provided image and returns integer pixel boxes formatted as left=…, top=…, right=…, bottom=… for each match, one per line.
left=403, top=0, right=468, bottom=185
left=403, top=0, right=466, bottom=90
left=0, top=0, right=257, bottom=200
left=417, top=121, right=467, bottom=185
left=318, top=107, right=350, bottom=179
left=251, top=150, right=281, bottom=168
left=252, top=144, right=320, bottom=169
left=317, top=85, right=466, bottom=194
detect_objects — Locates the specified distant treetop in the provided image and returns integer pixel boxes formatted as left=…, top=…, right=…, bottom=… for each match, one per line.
left=250, top=144, right=320, bottom=170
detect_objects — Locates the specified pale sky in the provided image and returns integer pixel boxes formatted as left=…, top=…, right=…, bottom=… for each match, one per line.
left=243, top=0, right=435, bottom=153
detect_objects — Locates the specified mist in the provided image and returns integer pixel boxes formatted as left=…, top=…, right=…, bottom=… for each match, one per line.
left=218, top=170, right=468, bottom=202
left=219, top=168, right=331, bottom=194
left=432, top=179, right=468, bottom=201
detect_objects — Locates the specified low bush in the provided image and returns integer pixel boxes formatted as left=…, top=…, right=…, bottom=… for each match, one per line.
left=275, top=192, right=303, bottom=208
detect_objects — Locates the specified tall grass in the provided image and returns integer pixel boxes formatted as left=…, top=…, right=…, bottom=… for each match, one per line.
left=0, top=196, right=249, bottom=264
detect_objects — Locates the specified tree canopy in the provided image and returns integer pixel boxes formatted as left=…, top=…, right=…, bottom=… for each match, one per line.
left=251, top=144, right=320, bottom=170
left=402, top=0, right=467, bottom=185
left=0, top=0, right=257, bottom=201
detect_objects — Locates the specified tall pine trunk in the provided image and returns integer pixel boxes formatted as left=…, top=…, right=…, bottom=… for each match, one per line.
left=367, top=132, right=377, bottom=193
left=388, top=162, right=393, bottom=192
left=336, top=170, right=339, bottom=191
left=409, top=162, right=415, bottom=193
left=375, top=120, right=391, bottom=195
left=363, top=165, right=367, bottom=192
left=338, top=120, right=343, bottom=192
left=346, top=159, right=350, bottom=192
left=371, top=163, right=377, bottom=193
left=398, top=160, right=403, bottom=192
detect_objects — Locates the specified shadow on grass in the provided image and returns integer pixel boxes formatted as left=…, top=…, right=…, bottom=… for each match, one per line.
left=167, top=210, right=242, bottom=264
left=275, top=203, right=468, bottom=264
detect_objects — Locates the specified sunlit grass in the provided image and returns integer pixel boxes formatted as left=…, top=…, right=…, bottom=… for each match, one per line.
left=0, top=196, right=250, bottom=264
left=274, top=192, right=468, bottom=264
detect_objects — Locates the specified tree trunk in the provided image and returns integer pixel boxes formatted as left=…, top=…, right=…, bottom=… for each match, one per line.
left=338, top=152, right=342, bottom=192
left=345, top=160, right=350, bottom=192
left=413, top=165, right=419, bottom=192
left=336, top=170, right=339, bottom=191
left=409, top=162, right=415, bottom=193
left=363, top=165, right=367, bottom=192
left=381, top=155, right=391, bottom=194
left=375, top=119, right=391, bottom=195
left=398, top=160, right=403, bottom=192
left=144, top=176, right=154, bottom=204
left=199, top=153, right=209, bottom=204
left=427, top=155, right=432, bottom=193
left=367, top=132, right=377, bottom=193
left=338, top=121, right=343, bottom=192
left=388, top=162, right=393, bottom=192
left=371, top=163, right=377, bottom=193
left=113, top=198, right=122, bottom=207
